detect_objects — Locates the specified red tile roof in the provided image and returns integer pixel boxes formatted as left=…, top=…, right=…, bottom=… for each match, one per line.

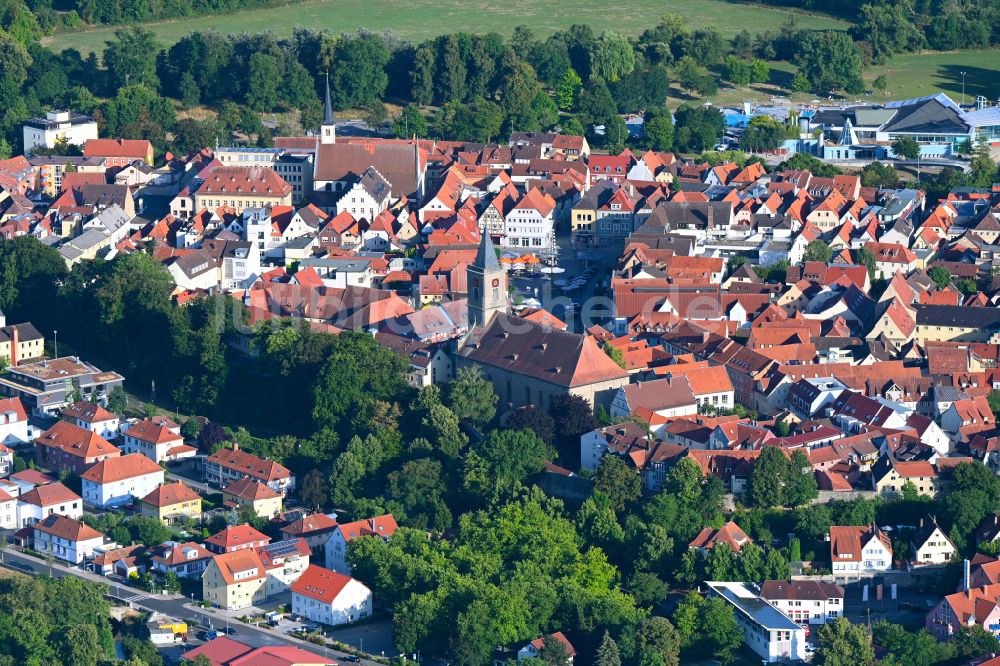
left=62, top=400, right=114, bottom=423
left=125, top=419, right=182, bottom=445
left=336, top=514, right=398, bottom=542
left=18, top=481, right=80, bottom=507
left=140, top=482, right=200, bottom=508
left=36, top=421, right=120, bottom=460
left=206, top=523, right=270, bottom=550
left=290, top=564, right=355, bottom=603
left=689, top=520, right=752, bottom=552
left=224, top=477, right=281, bottom=501
left=83, top=138, right=152, bottom=160
left=829, top=525, right=890, bottom=563
left=33, top=514, right=102, bottom=542
left=181, top=636, right=254, bottom=666
left=197, top=165, right=292, bottom=197
left=81, top=453, right=163, bottom=484
left=206, top=446, right=292, bottom=482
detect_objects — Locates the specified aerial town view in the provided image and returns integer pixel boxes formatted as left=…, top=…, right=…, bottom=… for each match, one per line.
left=3, top=0, right=1000, bottom=665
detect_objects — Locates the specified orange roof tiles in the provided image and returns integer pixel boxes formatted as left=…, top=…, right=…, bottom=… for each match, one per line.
left=81, top=453, right=163, bottom=484
left=290, top=564, right=355, bottom=603
left=140, top=482, right=200, bottom=508
left=689, top=520, right=752, bottom=553
left=36, top=421, right=120, bottom=460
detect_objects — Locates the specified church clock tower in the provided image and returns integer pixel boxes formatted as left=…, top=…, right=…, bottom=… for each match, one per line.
left=467, top=231, right=507, bottom=328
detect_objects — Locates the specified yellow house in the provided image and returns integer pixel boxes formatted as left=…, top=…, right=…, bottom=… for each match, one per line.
left=202, top=539, right=310, bottom=610
left=192, top=166, right=293, bottom=215
left=865, top=300, right=915, bottom=346
left=202, top=550, right=267, bottom=610
left=914, top=305, right=1000, bottom=344
left=139, top=482, right=202, bottom=524
left=222, top=477, right=283, bottom=519
left=871, top=457, right=943, bottom=497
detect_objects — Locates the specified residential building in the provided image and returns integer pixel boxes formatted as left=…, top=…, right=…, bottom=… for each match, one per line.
left=222, top=477, right=283, bottom=519
left=182, top=639, right=333, bottom=666
left=8, top=469, right=54, bottom=495
left=62, top=401, right=119, bottom=440
left=291, top=564, right=373, bottom=627
left=257, top=538, right=312, bottom=597
left=139, top=482, right=202, bottom=524
left=655, top=364, right=735, bottom=411
left=16, top=481, right=82, bottom=527
left=189, top=166, right=293, bottom=215
left=80, top=453, right=164, bottom=509
left=204, top=444, right=295, bottom=495
left=120, top=418, right=193, bottom=463
left=28, top=155, right=105, bottom=198
left=150, top=540, right=213, bottom=579
left=22, top=110, right=98, bottom=155
left=941, top=396, right=995, bottom=441
left=609, top=377, right=698, bottom=421
left=914, top=305, right=1000, bottom=344
left=202, top=550, right=268, bottom=610
left=706, top=581, right=807, bottom=663
left=325, top=514, right=398, bottom=575
left=83, top=138, right=154, bottom=169
left=280, top=513, right=339, bottom=560
left=214, top=146, right=314, bottom=204
left=570, top=181, right=637, bottom=247
left=909, top=515, right=956, bottom=566
left=830, top=525, right=893, bottom=577
left=689, top=520, right=753, bottom=554
left=31, top=514, right=104, bottom=565
left=34, top=420, right=121, bottom=475
left=503, top=187, right=557, bottom=251
left=0, top=487, right=16, bottom=529
left=0, top=317, right=44, bottom=367
left=927, top=583, right=1000, bottom=639
left=205, top=524, right=271, bottom=555
left=335, top=166, right=392, bottom=221
left=0, top=397, right=29, bottom=449
left=871, top=456, right=944, bottom=497
left=759, top=580, right=845, bottom=625
left=0, top=356, right=124, bottom=415
left=516, top=633, right=576, bottom=665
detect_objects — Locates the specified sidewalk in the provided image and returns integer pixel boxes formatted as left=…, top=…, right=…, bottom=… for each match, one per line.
left=7, top=548, right=186, bottom=602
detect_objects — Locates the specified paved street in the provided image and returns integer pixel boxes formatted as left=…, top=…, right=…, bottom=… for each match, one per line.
left=0, top=548, right=388, bottom=665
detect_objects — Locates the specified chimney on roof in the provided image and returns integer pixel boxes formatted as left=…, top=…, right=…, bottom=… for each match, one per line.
left=231, top=442, right=239, bottom=452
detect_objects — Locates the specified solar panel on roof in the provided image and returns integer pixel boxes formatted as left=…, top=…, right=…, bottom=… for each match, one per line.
left=263, top=539, right=300, bottom=557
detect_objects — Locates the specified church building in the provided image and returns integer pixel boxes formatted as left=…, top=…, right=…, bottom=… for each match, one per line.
left=457, top=233, right=629, bottom=410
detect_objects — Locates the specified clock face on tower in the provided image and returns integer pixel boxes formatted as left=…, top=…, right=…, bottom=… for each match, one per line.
left=491, top=278, right=500, bottom=288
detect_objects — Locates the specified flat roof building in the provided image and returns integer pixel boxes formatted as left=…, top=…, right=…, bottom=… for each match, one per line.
left=706, top=581, right=807, bottom=663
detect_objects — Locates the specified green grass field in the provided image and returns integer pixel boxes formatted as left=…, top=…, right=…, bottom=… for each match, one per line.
left=42, top=0, right=846, bottom=55
left=688, top=49, right=1000, bottom=110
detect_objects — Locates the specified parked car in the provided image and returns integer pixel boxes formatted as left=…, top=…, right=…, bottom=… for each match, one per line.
left=342, top=656, right=361, bottom=662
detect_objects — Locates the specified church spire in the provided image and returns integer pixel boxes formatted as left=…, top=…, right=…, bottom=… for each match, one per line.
left=323, top=71, right=334, bottom=125
left=475, top=226, right=500, bottom=272
left=467, top=229, right=507, bottom=329
left=320, top=72, right=336, bottom=145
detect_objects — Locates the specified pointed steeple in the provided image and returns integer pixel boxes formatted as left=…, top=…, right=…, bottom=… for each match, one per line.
left=323, top=72, right=334, bottom=125
left=475, top=227, right=501, bottom=271
left=320, top=72, right=336, bottom=145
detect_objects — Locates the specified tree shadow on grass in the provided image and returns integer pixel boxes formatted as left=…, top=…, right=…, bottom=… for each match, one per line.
left=937, top=64, right=1000, bottom=101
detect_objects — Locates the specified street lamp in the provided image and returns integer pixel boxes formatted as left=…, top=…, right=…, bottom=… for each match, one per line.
left=961, top=71, right=968, bottom=106
left=53, top=329, right=57, bottom=359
